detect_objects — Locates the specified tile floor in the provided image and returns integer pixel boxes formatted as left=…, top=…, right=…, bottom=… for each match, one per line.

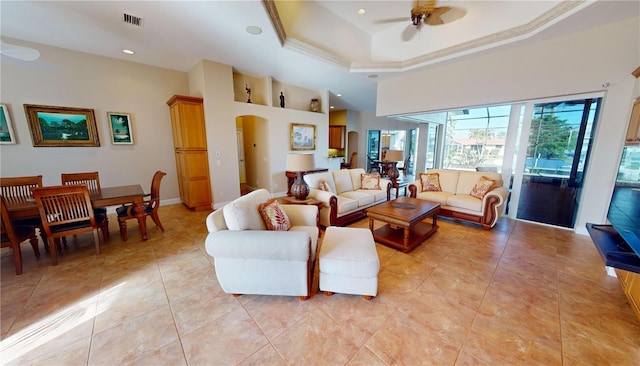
left=1, top=203, right=640, bottom=365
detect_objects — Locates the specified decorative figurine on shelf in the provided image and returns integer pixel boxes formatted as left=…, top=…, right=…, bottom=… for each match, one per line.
left=280, top=92, right=285, bottom=108
left=310, top=98, right=319, bottom=112
left=245, top=84, right=252, bottom=103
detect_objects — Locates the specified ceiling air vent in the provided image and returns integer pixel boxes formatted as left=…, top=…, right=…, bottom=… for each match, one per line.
left=122, top=13, right=143, bottom=27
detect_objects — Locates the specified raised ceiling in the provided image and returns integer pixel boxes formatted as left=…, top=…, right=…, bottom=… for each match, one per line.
left=1, top=1, right=638, bottom=112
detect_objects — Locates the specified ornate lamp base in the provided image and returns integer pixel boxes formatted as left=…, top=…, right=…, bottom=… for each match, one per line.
left=291, top=172, right=310, bottom=200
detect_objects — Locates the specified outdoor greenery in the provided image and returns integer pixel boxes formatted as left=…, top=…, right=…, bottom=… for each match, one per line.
left=527, top=115, right=574, bottom=159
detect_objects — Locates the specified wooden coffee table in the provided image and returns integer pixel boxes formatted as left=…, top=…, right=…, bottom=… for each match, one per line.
left=366, top=196, right=440, bottom=253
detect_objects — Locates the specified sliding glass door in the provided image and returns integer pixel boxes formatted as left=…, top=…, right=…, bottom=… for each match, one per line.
left=512, top=97, right=601, bottom=228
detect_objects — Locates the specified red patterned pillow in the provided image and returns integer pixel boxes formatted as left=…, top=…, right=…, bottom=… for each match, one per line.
left=258, top=198, right=291, bottom=231
left=470, top=176, right=496, bottom=199
left=360, top=173, right=381, bottom=190
left=420, top=173, right=441, bottom=192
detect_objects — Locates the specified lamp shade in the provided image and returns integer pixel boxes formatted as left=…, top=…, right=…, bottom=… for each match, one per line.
left=286, top=153, right=315, bottom=172
left=384, top=150, right=404, bottom=162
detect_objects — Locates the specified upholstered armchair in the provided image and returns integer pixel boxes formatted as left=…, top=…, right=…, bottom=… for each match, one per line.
left=205, top=189, right=319, bottom=300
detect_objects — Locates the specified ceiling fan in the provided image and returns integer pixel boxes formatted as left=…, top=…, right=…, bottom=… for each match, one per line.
left=410, top=0, right=461, bottom=26
left=0, top=40, right=40, bottom=61
left=376, top=0, right=466, bottom=40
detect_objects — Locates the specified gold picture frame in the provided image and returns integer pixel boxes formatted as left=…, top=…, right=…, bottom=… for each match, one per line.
left=290, top=123, right=316, bottom=150
left=24, top=104, right=100, bottom=147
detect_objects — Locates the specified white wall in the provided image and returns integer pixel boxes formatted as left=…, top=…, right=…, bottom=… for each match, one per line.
left=233, top=102, right=330, bottom=199
left=0, top=38, right=188, bottom=205
left=188, top=60, right=239, bottom=208
left=376, top=17, right=640, bottom=234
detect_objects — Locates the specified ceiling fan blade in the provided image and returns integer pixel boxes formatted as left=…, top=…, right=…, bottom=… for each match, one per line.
left=402, top=23, right=419, bottom=42
left=425, top=16, right=445, bottom=26
left=438, top=6, right=467, bottom=24
left=0, top=41, right=40, bottom=61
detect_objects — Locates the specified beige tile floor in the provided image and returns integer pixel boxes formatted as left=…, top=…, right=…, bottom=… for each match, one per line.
left=1, top=203, right=640, bottom=365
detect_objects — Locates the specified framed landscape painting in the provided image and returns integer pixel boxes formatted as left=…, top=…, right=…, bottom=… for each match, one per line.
left=107, top=112, right=134, bottom=144
left=290, top=123, right=316, bottom=150
left=0, top=104, right=17, bottom=144
left=24, top=104, right=100, bottom=147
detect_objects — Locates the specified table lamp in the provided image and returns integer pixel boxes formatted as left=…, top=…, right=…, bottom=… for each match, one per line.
left=286, top=153, right=315, bottom=200
left=383, top=150, right=404, bottom=182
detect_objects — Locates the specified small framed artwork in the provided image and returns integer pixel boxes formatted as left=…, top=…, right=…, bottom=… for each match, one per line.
left=107, top=112, right=134, bottom=144
left=0, top=104, right=17, bottom=144
left=290, top=123, right=316, bottom=150
left=24, top=104, right=100, bottom=147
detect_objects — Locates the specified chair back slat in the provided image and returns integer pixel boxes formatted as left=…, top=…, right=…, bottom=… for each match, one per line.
left=61, top=172, right=101, bottom=194
left=0, top=176, right=43, bottom=204
left=33, top=185, right=96, bottom=228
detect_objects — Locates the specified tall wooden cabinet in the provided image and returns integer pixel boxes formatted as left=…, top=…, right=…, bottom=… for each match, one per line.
left=167, top=95, right=212, bottom=210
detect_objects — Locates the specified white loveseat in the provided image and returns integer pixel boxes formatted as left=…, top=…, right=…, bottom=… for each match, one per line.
left=304, top=168, right=391, bottom=227
left=205, top=189, right=319, bottom=299
left=408, top=169, right=509, bottom=230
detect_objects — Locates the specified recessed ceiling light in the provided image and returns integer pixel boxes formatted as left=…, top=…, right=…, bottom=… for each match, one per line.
left=368, top=74, right=378, bottom=79
left=122, top=49, right=135, bottom=55
left=336, top=93, right=342, bottom=97
left=358, top=8, right=366, bottom=15
left=246, top=26, right=262, bottom=35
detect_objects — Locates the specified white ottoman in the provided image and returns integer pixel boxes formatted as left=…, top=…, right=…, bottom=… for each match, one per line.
left=319, top=227, right=380, bottom=300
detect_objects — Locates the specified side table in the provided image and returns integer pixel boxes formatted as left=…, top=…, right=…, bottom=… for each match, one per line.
left=279, top=197, right=324, bottom=235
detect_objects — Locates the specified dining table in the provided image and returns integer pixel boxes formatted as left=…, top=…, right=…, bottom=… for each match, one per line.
left=6, top=184, right=150, bottom=240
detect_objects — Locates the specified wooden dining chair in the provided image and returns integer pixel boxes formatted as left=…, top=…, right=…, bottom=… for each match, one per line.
left=0, top=175, right=48, bottom=246
left=399, top=155, right=411, bottom=175
left=349, top=152, right=358, bottom=169
left=61, top=171, right=109, bottom=241
left=32, top=184, right=107, bottom=265
left=0, top=175, right=43, bottom=205
left=116, top=171, right=166, bottom=241
left=1, top=197, right=40, bottom=275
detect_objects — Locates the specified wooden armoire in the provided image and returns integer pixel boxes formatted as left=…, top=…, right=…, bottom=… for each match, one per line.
left=166, top=95, right=212, bottom=210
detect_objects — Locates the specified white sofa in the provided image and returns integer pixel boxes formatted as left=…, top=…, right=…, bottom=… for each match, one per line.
left=205, top=189, right=319, bottom=300
left=408, top=169, right=510, bottom=230
left=304, top=168, right=391, bottom=227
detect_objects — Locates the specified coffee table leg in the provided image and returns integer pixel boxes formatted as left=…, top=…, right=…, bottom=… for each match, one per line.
left=369, top=217, right=374, bottom=232
left=403, top=228, right=410, bottom=248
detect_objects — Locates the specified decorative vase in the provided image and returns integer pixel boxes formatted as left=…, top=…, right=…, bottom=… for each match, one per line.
left=310, top=98, right=319, bottom=112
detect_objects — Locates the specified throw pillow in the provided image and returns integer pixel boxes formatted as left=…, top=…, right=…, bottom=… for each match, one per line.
left=420, top=173, right=442, bottom=192
left=319, top=179, right=332, bottom=193
left=258, top=198, right=291, bottom=231
left=470, top=176, right=497, bottom=199
left=360, top=173, right=381, bottom=190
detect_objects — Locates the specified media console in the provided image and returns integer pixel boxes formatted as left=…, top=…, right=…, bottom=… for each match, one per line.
left=587, top=223, right=640, bottom=320
left=587, top=223, right=640, bottom=274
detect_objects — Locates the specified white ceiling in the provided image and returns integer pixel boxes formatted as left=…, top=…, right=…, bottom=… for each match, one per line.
left=1, top=1, right=638, bottom=112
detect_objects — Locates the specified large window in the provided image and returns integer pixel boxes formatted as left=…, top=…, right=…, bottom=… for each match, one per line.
left=424, top=124, right=437, bottom=170
left=443, top=106, right=510, bottom=171
left=392, top=94, right=603, bottom=230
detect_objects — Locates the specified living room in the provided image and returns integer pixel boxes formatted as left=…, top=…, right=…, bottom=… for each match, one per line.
left=1, top=1, right=640, bottom=364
